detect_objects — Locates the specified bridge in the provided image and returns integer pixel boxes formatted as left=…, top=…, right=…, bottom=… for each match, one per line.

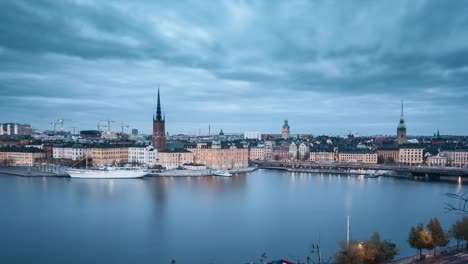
left=250, top=160, right=468, bottom=179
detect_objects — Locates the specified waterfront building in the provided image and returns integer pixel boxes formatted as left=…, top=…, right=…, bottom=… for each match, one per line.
left=443, top=150, right=468, bottom=167
left=309, top=151, right=335, bottom=163
left=272, top=146, right=289, bottom=161
left=152, top=89, right=166, bottom=151
left=186, top=142, right=248, bottom=169
left=90, top=145, right=129, bottom=166
left=249, top=147, right=265, bottom=161
left=397, top=101, right=407, bottom=145
left=281, top=120, right=290, bottom=139
left=244, top=132, right=262, bottom=140
left=289, top=142, right=298, bottom=161
left=53, top=144, right=90, bottom=161
left=298, top=142, right=310, bottom=161
left=157, top=149, right=193, bottom=170
left=0, top=147, right=46, bottom=166
left=377, top=146, right=400, bottom=163
left=426, top=154, right=448, bottom=166
left=128, top=145, right=157, bottom=167
left=338, top=151, right=378, bottom=164
left=264, top=141, right=273, bottom=161
left=398, top=145, right=424, bottom=165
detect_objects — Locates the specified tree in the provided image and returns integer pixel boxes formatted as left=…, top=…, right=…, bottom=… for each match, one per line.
left=385, top=157, right=395, bottom=164
left=408, top=223, right=434, bottom=259
left=377, top=156, right=385, bottom=164
left=427, top=218, right=449, bottom=256
left=334, top=232, right=398, bottom=264
left=444, top=191, right=468, bottom=214
left=451, top=216, right=468, bottom=249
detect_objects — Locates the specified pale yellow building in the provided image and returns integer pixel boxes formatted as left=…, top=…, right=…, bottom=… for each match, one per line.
left=0, top=147, right=46, bottom=166
left=309, top=151, right=335, bottom=163
left=249, top=147, right=265, bottom=161
left=443, top=150, right=468, bottom=167
left=187, top=142, right=249, bottom=170
left=338, top=151, right=378, bottom=164
left=90, top=145, right=129, bottom=166
left=398, top=145, right=424, bottom=165
left=157, top=149, right=194, bottom=170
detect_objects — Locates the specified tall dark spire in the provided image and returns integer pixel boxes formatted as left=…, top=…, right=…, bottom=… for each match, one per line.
left=156, top=87, right=162, bottom=121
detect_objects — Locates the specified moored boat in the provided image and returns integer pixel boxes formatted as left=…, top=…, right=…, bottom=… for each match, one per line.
left=67, top=167, right=147, bottom=179
left=213, top=170, right=232, bottom=177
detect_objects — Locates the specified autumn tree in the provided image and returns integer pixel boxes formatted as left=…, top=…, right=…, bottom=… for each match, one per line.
left=426, top=218, right=449, bottom=256
left=451, top=216, right=468, bottom=249
left=334, top=232, right=398, bottom=264
left=408, top=223, right=434, bottom=259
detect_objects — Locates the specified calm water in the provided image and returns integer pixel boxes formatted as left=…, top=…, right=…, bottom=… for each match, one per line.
left=0, top=169, right=463, bottom=264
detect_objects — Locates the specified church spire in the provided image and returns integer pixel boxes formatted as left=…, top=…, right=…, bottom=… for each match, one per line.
left=400, top=100, right=404, bottom=120
left=156, top=87, right=162, bottom=121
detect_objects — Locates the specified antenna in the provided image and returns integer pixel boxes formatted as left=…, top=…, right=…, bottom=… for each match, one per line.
left=50, top=121, right=57, bottom=132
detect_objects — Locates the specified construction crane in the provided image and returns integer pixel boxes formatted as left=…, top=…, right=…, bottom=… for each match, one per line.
left=57, top=119, right=64, bottom=132
left=99, top=119, right=115, bottom=133
left=50, top=121, right=57, bottom=132
left=119, top=123, right=129, bottom=134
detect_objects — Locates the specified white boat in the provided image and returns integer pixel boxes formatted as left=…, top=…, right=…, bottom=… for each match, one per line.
left=67, top=167, right=148, bottom=179
left=213, top=170, right=232, bottom=177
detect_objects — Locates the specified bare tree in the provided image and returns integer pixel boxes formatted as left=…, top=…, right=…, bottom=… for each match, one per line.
left=444, top=191, right=468, bottom=214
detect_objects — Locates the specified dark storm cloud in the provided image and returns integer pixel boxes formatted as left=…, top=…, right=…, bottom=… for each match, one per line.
left=0, top=0, right=467, bottom=135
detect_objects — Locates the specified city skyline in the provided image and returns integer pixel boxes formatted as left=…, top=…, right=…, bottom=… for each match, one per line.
left=1, top=1, right=468, bottom=135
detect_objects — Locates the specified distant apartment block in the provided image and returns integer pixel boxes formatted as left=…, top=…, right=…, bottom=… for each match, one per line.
left=338, top=151, right=378, bottom=164
left=249, top=147, right=265, bottom=161
left=0, top=147, right=46, bottom=166
left=128, top=146, right=157, bottom=167
left=443, top=150, right=468, bottom=167
left=244, top=132, right=261, bottom=140
left=0, top=123, right=32, bottom=136
left=309, top=151, right=335, bottom=163
left=187, top=142, right=248, bottom=169
left=398, top=145, right=424, bottom=165
left=53, top=145, right=90, bottom=161
left=426, top=154, right=448, bottom=166
left=90, top=145, right=129, bottom=166
left=377, top=147, right=400, bottom=163
left=157, top=149, right=193, bottom=170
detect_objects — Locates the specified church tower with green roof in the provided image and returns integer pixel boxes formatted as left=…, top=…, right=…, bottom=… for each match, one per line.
left=397, top=101, right=407, bottom=145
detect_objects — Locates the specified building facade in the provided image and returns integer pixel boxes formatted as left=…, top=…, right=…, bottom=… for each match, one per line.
left=128, top=146, right=157, bottom=167
left=377, top=147, right=400, bottom=163
left=0, top=147, right=46, bottom=166
left=157, top=149, right=194, bottom=170
left=338, top=151, right=378, bottom=164
left=443, top=150, right=468, bottom=167
left=90, top=146, right=129, bottom=166
left=298, top=142, right=310, bottom=161
left=187, top=142, right=249, bottom=169
left=426, top=154, right=448, bottom=166
left=152, top=89, right=166, bottom=151
left=244, top=132, right=262, bottom=140
left=249, top=147, right=265, bottom=161
left=309, top=151, right=335, bottom=163
left=53, top=145, right=90, bottom=161
left=289, top=142, right=298, bottom=161
left=398, top=145, right=424, bottom=165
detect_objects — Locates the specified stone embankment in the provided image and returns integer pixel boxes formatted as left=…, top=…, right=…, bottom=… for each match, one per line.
left=148, top=166, right=258, bottom=177
left=0, top=166, right=69, bottom=177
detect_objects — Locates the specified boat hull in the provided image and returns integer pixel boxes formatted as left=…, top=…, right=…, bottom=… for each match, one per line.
left=68, top=170, right=147, bottom=179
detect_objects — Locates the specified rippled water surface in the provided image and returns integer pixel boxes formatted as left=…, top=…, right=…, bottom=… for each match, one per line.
left=0, top=169, right=463, bottom=263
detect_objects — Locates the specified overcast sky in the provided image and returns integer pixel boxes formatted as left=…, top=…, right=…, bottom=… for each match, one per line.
left=1, top=0, right=467, bottom=136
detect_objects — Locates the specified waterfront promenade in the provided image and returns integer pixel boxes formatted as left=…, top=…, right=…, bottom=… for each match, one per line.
left=251, top=161, right=468, bottom=179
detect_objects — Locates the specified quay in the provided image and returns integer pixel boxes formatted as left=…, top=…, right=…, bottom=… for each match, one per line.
left=0, top=166, right=69, bottom=177
left=251, top=161, right=468, bottom=181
